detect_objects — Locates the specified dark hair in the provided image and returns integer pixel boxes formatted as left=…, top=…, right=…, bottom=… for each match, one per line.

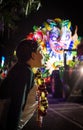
left=16, top=39, right=39, bottom=63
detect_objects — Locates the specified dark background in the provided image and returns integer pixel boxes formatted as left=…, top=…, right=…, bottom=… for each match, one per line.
left=16, top=0, right=83, bottom=41
left=39, top=0, right=83, bottom=36
left=0, top=0, right=83, bottom=58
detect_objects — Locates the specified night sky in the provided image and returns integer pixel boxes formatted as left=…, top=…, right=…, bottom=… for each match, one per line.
left=16, top=0, right=83, bottom=41
left=40, top=0, right=83, bottom=36
left=0, top=0, right=83, bottom=58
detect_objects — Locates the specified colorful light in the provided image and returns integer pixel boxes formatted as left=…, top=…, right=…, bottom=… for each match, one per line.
left=1, top=56, right=5, bottom=68
left=26, top=18, right=81, bottom=76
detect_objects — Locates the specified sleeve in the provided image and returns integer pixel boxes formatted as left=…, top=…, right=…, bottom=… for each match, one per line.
left=22, top=73, right=35, bottom=110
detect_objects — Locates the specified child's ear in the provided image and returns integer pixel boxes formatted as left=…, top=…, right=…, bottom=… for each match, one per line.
left=31, top=52, right=35, bottom=60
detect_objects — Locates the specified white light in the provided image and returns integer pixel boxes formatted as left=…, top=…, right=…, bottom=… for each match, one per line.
left=80, top=67, right=83, bottom=74
left=1, top=56, right=5, bottom=67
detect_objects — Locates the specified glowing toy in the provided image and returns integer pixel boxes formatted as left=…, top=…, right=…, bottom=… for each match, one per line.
left=26, top=18, right=82, bottom=127
left=26, top=18, right=81, bottom=75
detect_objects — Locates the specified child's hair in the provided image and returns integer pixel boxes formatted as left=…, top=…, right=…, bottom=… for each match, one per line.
left=16, top=39, right=39, bottom=63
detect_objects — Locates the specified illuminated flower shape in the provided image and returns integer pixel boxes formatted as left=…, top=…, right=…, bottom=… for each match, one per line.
left=26, top=18, right=81, bottom=76
left=45, top=57, right=57, bottom=74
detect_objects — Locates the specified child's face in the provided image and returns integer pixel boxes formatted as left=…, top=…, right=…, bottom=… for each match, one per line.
left=33, top=48, right=43, bottom=68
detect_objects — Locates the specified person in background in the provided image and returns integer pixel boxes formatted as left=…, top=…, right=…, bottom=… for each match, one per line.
left=0, top=39, right=43, bottom=130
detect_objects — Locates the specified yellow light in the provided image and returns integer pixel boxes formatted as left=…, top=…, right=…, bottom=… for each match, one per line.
left=14, top=50, right=16, bottom=56
left=41, top=92, right=45, bottom=99
left=39, top=106, right=45, bottom=112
